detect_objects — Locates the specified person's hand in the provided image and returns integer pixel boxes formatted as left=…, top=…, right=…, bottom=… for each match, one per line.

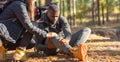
left=46, top=32, right=58, bottom=38
left=59, top=38, right=70, bottom=46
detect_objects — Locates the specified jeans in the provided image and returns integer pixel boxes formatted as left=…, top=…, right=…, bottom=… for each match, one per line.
left=0, top=21, right=37, bottom=50
left=0, top=38, right=35, bottom=50
left=45, top=27, right=91, bottom=54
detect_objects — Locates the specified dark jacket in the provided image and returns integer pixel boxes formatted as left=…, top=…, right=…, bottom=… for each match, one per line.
left=0, top=0, right=47, bottom=43
left=36, top=11, right=71, bottom=49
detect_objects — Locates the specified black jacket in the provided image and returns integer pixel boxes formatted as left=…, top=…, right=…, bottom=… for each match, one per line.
left=35, top=11, right=72, bottom=50
left=0, top=1, right=47, bottom=37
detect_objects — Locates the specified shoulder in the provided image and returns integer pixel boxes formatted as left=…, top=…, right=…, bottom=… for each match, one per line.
left=6, top=1, right=26, bottom=11
left=59, top=16, right=68, bottom=23
left=10, top=1, right=25, bottom=7
left=59, top=16, right=66, bottom=20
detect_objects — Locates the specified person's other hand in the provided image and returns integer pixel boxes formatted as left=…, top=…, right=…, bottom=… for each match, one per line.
left=60, top=38, right=70, bottom=46
left=46, top=32, right=58, bottom=38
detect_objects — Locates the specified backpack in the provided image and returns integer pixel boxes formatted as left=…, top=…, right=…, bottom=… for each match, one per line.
left=34, top=7, right=47, bottom=20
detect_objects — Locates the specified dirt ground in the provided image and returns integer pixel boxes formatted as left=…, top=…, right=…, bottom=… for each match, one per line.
left=5, top=41, right=120, bottom=62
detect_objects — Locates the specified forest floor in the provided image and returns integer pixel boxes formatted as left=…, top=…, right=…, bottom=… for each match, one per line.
left=5, top=41, right=120, bottom=62
left=4, top=22, right=120, bottom=62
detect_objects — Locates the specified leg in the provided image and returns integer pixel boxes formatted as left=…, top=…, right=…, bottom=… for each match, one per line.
left=18, top=21, right=38, bottom=49
left=13, top=21, right=38, bottom=60
left=49, top=36, right=72, bottom=53
left=70, top=27, right=91, bottom=46
left=26, top=39, right=36, bottom=49
left=69, top=27, right=91, bottom=61
left=18, top=31, right=33, bottom=49
left=0, top=23, right=17, bottom=50
left=0, top=23, right=15, bottom=43
left=13, top=31, right=34, bottom=60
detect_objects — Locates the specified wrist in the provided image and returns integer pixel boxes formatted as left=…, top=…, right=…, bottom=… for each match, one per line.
left=59, top=38, right=63, bottom=41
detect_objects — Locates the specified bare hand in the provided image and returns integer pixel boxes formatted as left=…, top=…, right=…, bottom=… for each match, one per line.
left=60, top=38, right=70, bottom=46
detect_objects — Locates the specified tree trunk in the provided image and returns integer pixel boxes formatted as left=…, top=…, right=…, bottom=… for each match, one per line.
left=118, top=0, right=120, bottom=21
left=73, top=0, right=77, bottom=27
left=38, top=0, right=41, bottom=6
left=101, top=4, right=105, bottom=24
left=106, top=0, right=109, bottom=22
left=97, top=0, right=101, bottom=25
left=92, top=0, right=95, bottom=24
left=67, top=0, right=72, bottom=26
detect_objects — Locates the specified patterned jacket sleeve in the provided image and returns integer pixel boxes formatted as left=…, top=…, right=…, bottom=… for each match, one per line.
left=11, top=1, right=47, bottom=37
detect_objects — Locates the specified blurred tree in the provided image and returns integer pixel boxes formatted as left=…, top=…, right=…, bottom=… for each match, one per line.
left=106, top=0, right=109, bottom=22
left=45, top=0, right=52, bottom=6
left=92, top=0, right=95, bottom=25
left=67, top=0, right=72, bottom=25
left=73, top=0, right=77, bottom=26
left=101, top=4, right=105, bottom=24
left=97, top=0, right=101, bottom=25
left=100, top=0, right=106, bottom=24
left=38, top=0, right=41, bottom=6
left=105, top=0, right=115, bottom=22
left=36, top=0, right=120, bottom=26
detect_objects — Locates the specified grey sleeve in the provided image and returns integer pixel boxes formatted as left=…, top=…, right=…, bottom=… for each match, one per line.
left=11, top=2, right=47, bottom=37
left=60, top=16, right=71, bottom=40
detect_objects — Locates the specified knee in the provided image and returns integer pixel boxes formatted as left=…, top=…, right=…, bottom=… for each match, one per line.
left=51, top=36, right=59, bottom=41
left=82, top=27, right=91, bottom=33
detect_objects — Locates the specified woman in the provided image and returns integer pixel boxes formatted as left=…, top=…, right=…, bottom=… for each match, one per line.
left=0, top=0, right=56, bottom=61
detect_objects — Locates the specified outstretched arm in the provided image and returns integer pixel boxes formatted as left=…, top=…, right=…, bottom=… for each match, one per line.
left=12, top=1, right=47, bottom=37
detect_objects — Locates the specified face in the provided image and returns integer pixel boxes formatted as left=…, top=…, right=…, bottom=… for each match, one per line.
left=47, top=10, right=60, bottom=23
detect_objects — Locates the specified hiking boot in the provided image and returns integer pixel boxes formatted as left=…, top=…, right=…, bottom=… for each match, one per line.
left=0, top=46, right=7, bottom=61
left=70, top=44, right=88, bottom=61
left=13, top=48, right=27, bottom=61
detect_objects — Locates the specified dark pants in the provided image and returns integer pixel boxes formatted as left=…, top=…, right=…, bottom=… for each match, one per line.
left=0, top=8, right=3, bottom=14
left=2, top=38, right=35, bottom=50
left=44, top=27, right=91, bottom=55
left=0, top=21, right=37, bottom=50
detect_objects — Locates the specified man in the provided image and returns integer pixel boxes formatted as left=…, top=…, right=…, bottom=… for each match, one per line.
left=35, top=3, right=91, bottom=61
